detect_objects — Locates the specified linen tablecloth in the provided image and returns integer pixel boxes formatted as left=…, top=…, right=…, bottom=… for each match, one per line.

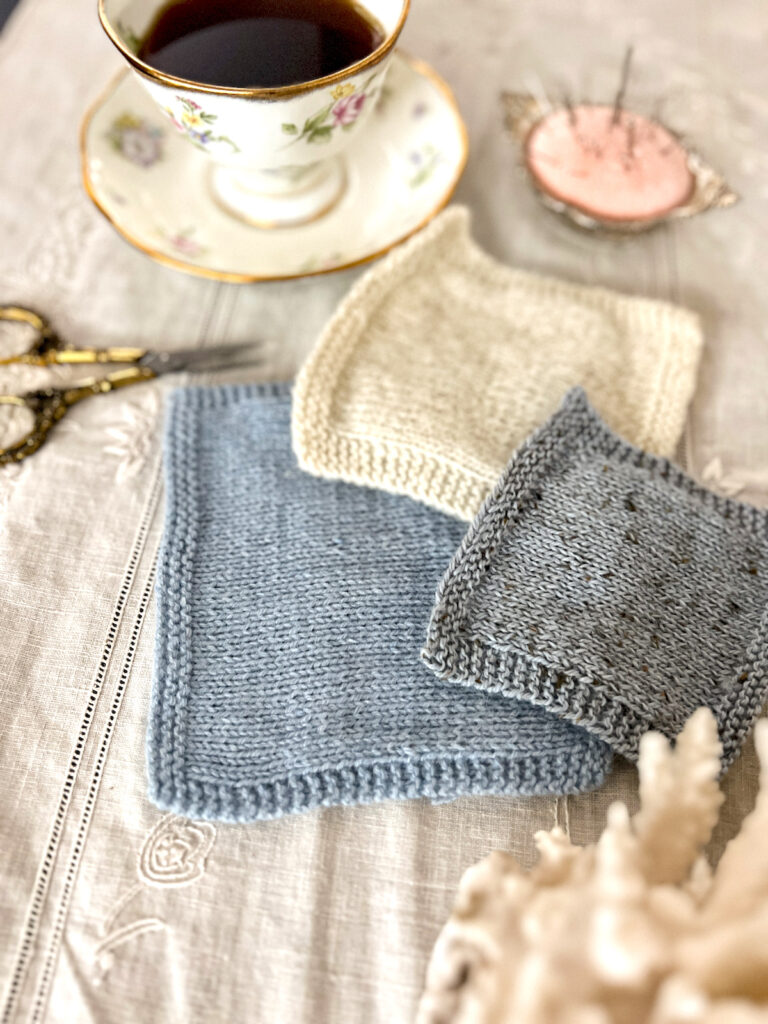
left=1, top=1, right=767, bottom=1021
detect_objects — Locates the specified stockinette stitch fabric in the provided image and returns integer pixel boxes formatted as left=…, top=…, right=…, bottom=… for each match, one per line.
left=422, top=387, right=768, bottom=768
left=149, top=384, right=611, bottom=823
left=292, top=205, right=703, bottom=522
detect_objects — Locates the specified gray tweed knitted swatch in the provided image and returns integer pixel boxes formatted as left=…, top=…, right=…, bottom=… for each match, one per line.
left=422, top=388, right=768, bottom=767
left=148, top=384, right=611, bottom=823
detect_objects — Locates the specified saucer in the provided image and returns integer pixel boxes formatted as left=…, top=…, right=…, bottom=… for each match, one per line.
left=80, top=53, right=468, bottom=282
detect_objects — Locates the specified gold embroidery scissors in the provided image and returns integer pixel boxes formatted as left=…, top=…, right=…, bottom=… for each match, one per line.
left=0, top=305, right=263, bottom=465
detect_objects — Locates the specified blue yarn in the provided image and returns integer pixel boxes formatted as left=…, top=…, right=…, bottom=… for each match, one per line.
left=148, top=384, right=611, bottom=823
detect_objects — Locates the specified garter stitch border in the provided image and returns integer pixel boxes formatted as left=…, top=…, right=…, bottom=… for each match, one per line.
left=148, top=383, right=612, bottom=823
left=421, top=388, right=768, bottom=767
left=292, top=205, right=703, bottom=522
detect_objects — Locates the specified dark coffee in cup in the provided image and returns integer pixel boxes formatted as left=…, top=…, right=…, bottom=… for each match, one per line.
left=138, top=0, right=385, bottom=89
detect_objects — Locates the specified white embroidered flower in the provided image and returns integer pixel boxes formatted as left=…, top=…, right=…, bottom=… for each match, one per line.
left=138, top=814, right=216, bottom=888
left=103, top=389, right=160, bottom=482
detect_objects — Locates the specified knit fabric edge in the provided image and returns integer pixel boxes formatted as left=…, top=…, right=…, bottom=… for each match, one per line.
left=421, top=387, right=768, bottom=766
left=148, top=743, right=614, bottom=824
left=291, top=205, right=703, bottom=522
left=148, top=383, right=613, bottom=821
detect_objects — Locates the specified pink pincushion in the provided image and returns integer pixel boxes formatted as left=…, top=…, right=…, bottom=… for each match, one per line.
left=525, top=104, right=694, bottom=223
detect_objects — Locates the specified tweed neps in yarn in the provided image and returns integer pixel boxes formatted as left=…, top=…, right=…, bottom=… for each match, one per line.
left=422, top=388, right=768, bottom=768
left=148, top=384, right=610, bottom=823
left=292, top=205, right=703, bottom=522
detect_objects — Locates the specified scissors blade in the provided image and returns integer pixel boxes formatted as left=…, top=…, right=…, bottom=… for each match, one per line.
left=139, top=342, right=264, bottom=376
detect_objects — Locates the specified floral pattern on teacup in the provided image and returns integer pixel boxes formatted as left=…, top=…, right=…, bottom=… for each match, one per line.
left=281, top=71, right=383, bottom=146
left=164, top=97, right=240, bottom=153
left=157, top=225, right=207, bottom=259
left=332, top=91, right=366, bottom=126
left=408, top=143, right=444, bottom=188
left=107, top=113, right=164, bottom=167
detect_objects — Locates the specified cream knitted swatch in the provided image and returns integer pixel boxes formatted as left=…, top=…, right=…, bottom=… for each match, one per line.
left=292, top=206, right=703, bottom=521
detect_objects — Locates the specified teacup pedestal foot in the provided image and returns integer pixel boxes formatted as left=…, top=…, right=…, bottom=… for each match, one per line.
left=208, top=158, right=348, bottom=229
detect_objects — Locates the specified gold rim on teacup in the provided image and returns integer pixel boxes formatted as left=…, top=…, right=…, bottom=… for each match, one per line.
left=98, top=0, right=411, bottom=99
left=79, top=54, right=469, bottom=282
left=99, top=0, right=413, bottom=226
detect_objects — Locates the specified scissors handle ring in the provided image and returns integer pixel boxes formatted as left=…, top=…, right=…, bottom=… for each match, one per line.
left=0, top=367, right=156, bottom=466
left=0, top=304, right=63, bottom=366
left=0, top=305, right=50, bottom=333
left=0, top=389, right=67, bottom=465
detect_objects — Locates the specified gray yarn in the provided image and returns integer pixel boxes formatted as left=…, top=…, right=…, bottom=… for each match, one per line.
left=148, top=384, right=611, bottom=823
left=422, top=388, right=768, bottom=767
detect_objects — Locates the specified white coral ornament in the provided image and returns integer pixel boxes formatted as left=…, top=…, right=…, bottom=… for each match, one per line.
left=418, top=708, right=768, bottom=1024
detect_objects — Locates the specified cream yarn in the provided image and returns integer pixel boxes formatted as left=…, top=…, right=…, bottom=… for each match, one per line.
left=292, top=205, right=704, bottom=521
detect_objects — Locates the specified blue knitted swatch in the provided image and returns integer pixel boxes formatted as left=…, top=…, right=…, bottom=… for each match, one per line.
left=422, top=388, right=768, bottom=767
left=148, top=384, right=612, bottom=823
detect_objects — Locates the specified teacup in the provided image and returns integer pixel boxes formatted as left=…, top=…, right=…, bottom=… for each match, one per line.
left=99, top=0, right=410, bottom=226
